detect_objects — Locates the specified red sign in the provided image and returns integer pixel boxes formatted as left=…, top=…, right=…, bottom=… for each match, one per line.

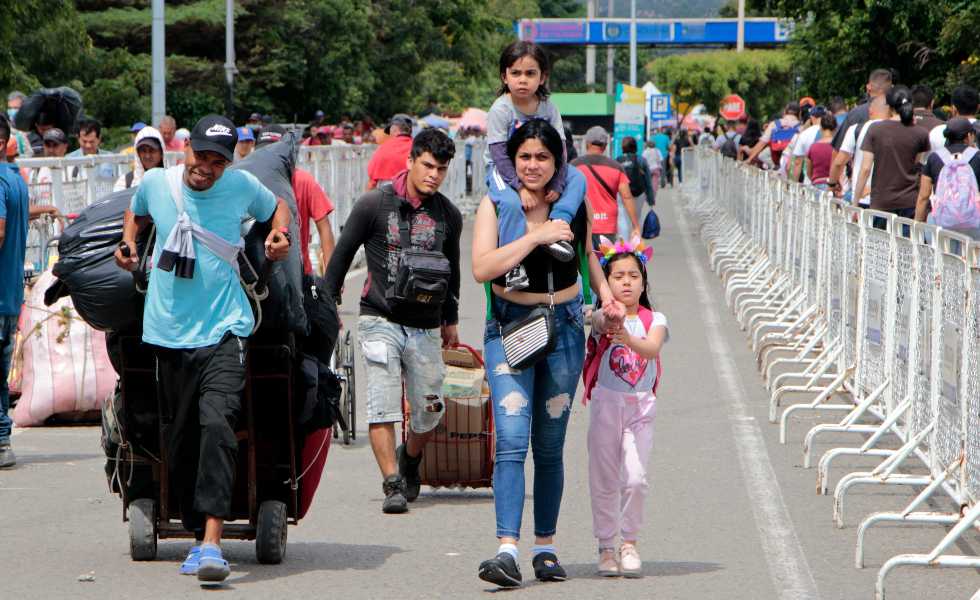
left=719, top=94, right=746, bottom=121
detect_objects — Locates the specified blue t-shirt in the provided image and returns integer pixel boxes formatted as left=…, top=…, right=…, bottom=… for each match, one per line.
left=131, top=167, right=277, bottom=348
left=0, top=164, right=29, bottom=316
left=652, top=133, right=670, bottom=157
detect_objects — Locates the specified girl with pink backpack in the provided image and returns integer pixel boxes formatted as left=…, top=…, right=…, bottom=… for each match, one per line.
left=916, top=117, right=980, bottom=239
left=582, top=236, right=669, bottom=578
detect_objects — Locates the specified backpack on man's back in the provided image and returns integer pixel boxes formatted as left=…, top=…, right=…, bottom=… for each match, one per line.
left=720, top=134, right=739, bottom=159
left=768, top=120, right=799, bottom=166
left=618, top=153, right=647, bottom=197
left=931, top=147, right=980, bottom=231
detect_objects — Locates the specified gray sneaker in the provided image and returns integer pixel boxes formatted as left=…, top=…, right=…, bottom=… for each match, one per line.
left=0, top=442, right=16, bottom=469
left=382, top=474, right=408, bottom=514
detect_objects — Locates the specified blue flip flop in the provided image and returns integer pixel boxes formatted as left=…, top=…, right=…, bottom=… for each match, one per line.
left=179, top=545, right=200, bottom=575
left=197, top=544, right=230, bottom=583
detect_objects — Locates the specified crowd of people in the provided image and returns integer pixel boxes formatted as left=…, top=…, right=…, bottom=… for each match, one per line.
left=696, top=69, right=980, bottom=239
left=0, top=39, right=672, bottom=589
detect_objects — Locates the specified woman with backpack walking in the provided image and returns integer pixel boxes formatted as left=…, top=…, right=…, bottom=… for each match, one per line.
left=852, top=85, right=931, bottom=219
left=915, top=117, right=980, bottom=239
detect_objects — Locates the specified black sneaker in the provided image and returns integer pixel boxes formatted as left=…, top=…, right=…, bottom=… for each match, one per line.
left=396, top=444, right=422, bottom=502
left=504, top=265, right=530, bottom=292
left=478, top=552, right=522, bottom=588
left=532, top=552, right=567, bottom=582
left=544, top=240, right=575, bottom=262
left=381, top=474, right=408, bottom=514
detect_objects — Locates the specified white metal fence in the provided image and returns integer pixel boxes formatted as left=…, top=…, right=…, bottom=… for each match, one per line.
left=683, top=146, right=980, bottom=600
left=17, top=139, right=487, bottom=273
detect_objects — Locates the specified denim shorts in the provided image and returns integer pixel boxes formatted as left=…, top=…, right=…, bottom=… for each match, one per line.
left=357, top=315, right=446, bottom=433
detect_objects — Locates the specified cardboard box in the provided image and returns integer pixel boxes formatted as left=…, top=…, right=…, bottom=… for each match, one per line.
left=419, top=438, right=491, bottom=487
left=438, top=395, right=487, bottom=436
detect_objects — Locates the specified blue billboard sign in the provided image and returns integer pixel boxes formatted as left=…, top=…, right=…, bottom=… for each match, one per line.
left=517, top=18, right=792, bottom=46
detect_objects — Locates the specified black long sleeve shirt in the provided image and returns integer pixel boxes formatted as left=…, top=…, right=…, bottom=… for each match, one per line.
left=322, top=182, right=462, bottom=329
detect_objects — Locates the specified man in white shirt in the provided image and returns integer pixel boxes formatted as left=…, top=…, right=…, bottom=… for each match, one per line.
left=790, top=106, right=827, bottom=183
left=828, top=96, right=888, bottom=206
left=928, top=85, right=978, bottom=152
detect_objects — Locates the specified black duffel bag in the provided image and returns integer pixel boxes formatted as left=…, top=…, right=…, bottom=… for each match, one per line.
left=47, top=189, right=152, bottom=333
left=300, top=274, right=340, bottom=366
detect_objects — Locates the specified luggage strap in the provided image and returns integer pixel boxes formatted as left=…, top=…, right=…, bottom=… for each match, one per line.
left=164, top=166, right=268, bottom=331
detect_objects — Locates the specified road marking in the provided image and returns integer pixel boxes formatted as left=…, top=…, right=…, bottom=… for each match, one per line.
left=344, top=267, right=366, bottom=282
left=673, top=197, right=820, bottom=600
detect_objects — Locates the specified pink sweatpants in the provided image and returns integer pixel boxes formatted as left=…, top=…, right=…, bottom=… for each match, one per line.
left=587, top=386, right=657, bottom=547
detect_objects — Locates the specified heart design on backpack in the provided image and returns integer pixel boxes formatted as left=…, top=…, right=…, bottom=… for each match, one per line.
left=609, top=345, right=647, bottom=387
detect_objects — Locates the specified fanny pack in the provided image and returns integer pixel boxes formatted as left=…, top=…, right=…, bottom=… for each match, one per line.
left=498, top=266, right=557, bottom=370
left=382, top=184, right=452, bottom=310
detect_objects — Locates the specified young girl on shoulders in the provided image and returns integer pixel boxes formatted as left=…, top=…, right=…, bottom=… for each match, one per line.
left=485, top=41, right=586, bottom=291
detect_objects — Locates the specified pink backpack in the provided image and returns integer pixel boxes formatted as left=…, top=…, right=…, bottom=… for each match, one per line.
left=931, top=147, right=980, bottom=231
left=582, top=305, right=663, bottom=404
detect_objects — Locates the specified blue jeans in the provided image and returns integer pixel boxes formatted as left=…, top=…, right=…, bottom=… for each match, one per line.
left=484, top=294, right=586, bottom=539
left=0, top=314, right=18, bottom=443
left=487, top=167, right=587, bottom=247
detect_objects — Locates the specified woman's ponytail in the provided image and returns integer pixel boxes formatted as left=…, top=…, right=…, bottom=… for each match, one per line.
left=887, top=85, right=915, bottom=126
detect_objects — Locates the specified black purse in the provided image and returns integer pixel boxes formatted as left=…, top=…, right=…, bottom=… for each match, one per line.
left=498, top=267, right=557, bottom=370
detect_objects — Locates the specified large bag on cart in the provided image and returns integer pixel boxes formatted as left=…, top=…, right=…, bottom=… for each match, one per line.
left=232, top=133, right=307, bottom=336
left=13, top=271, right=117, bottom=426
left=47, top=189, right=152, bottom=333
left=300, top=274, right=339, bottom=365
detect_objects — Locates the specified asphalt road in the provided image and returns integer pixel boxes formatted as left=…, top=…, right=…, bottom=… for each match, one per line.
left=2, top=187, right=978, bottom=599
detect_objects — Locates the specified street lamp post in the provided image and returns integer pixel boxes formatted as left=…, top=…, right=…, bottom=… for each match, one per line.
left=629, top=0, right=637, bottom=87
left=151, top=0, right=165, bottom=125
left=224, top=0, right=238, bottom=118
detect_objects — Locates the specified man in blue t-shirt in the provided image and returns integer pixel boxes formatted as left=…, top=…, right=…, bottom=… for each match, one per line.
left=114, top=115, right=291, bottom=583
left=0, top=119, right=30, bottom=469
left=0, top=117, right=60, bottom=469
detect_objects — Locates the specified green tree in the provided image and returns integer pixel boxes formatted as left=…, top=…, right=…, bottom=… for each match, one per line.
left=716, top=1, right=979, bottom=103
left=646, top=50, right=793, bottom=119
left=0, top=0, right=91, bottom=94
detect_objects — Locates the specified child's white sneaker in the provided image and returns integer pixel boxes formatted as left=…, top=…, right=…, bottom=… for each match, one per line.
left=597, top=548, right=620, bottom=577
left=619, top=543, right=642, bottom=578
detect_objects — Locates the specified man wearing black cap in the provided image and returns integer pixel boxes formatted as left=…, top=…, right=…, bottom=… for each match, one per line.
left=114, top=114, right=292, bottom=583
left=916, top=117, right=980, bottom=239
left=29, top=128, right=70, bottom=205
left=366, top=114, right=414, bottom=190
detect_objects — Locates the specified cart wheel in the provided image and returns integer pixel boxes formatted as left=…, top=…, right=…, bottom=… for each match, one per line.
left=343, top=330, right=356, bottom=442
left=128, top=498, right=158, bottom=561
left=255, top=500, right=288, bottom=564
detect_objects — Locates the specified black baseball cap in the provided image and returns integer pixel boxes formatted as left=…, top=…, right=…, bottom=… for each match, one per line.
left=945, top=117, right=974, bottom=142
left=42, top=128, right=68, bottom=144
left=256, top=124, right=286, bottom=148
left=190, top=114, right=238, bottom=162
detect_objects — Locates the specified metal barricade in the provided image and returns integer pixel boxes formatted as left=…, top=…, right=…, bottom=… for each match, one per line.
left=682, top=145, right=980, bottom=599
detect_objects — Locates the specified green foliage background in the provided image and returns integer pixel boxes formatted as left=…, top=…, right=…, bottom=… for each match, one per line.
left=2, top=0, right=976, bottom=146
left=0, top=0, right=565, bottom=146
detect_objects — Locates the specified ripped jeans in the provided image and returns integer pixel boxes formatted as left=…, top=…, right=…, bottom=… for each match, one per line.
left=484, top=294, right=585, bottom=540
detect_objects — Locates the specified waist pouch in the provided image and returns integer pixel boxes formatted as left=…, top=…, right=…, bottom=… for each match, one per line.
left=382, top=183, right=452, bottom=311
